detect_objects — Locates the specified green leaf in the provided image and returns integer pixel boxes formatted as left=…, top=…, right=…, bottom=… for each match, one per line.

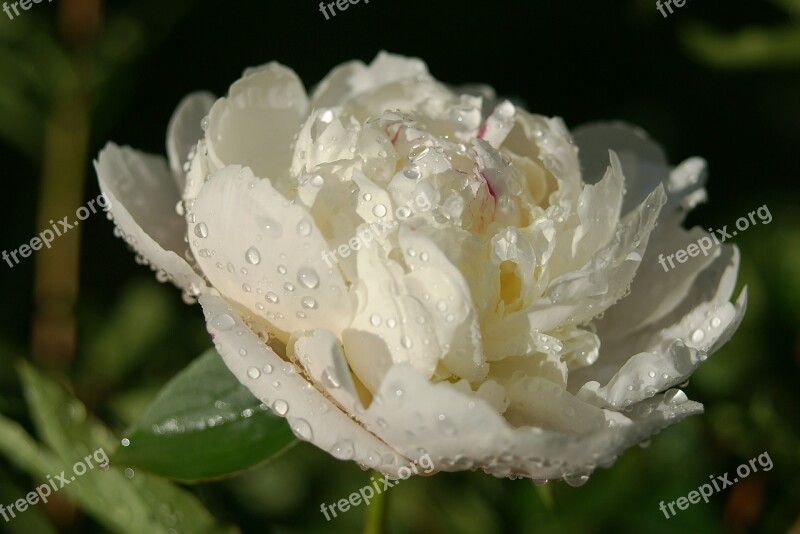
left=16, top=361, right=231, bottom=533
left=114, top=349, right=296, bottom=482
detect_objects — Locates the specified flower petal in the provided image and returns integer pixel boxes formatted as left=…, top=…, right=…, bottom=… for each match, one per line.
left=311, top=51, right=432, bottom=108
left=188, top=165, right=354, bottom=342
left=95, top=143, right=204, bottom=294
left=205, top=63, right=308, bottom=186
left=359, top=364, right=702, bottom=479
left=166, top=91, right=216, bottom=188
left=199, top=294, right=408, bottom=474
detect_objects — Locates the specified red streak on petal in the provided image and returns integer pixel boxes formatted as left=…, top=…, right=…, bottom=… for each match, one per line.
left=479, top=170, right=497, bottom=200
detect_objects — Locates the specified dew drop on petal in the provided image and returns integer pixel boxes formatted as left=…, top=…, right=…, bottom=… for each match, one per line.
left=563, top=474, right=589, bottom=487
left=370, top=313, right=382, bottom=326
left=372, top=204, right=387, bottom=218
left=245, top=246, right=261, bottom=265
left=247, top=367, right=261, bottom=379
left=664, top=389, right=688, bottom=404
left=710, top=316, right=722, bottom=328
left=194, top=222, right=208, bottom=238
left=278, top=264, right=288, bottom=275
left=322, top=367, right=341, bottom=389
left=690, top=329, right=705, bottom=343
left=290, top=418, right=313, bottom=440
left=330, top=440, right=354, bottom=460
left=301, top=296, right=318, bottom=309
left=404, top=166, right=420, bottom=180
left=263, top=219, right=283, bottom=238
left=266, top=291, right=279, bottom=303
left=297, top=218, right=313, bottom=237
left=298, top=267, right=320, bottom=289
left=272, top=399, right=289, bottom=416
left=212, top=313, right=236, bottom=331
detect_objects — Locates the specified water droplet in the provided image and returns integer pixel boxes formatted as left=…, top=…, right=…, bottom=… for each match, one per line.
left=372, top=204, right=387, bottom=218
left=277, top=264, right=287, bottom=275
left=297, top=218, right=312, bottom=237
left=563, top=474, right=589, bottom=487
left=263, top=364, right=273, bottom=374
left=664, top=389, right=688, bottom=404
left=322, top=367, right=341, bottom=389
left=193, top=222, right=208, bottom=239
left=386, top=318, right=397, bottom=328
left=245, top=246, right=261, bottom=265
left=239, top=348, right=247, bottom=356
left=298, top=267, right=320, bottom=289
left=272, top=399, right=289, bottom=415
left=247, top=367, right=261, bottom=379
left=409, top=146, right=430, bottom=162
left=284, top=282, right=295, bottom=292
left=301, top=296, right=318, bottom=309
left=242, top=283, right=252, bottom=293
left=648, top=370, right=656, bottom=378
left=331, top=440, right=354, bottom=460
left=401, top=336, right=413, bottom=349
left=212, top=313, right=236, bottom=331
left=690, top=329, right=705, bottom=343
left=404, top=166, right=420, bottom=180
left=266, top=291, right=279, bottom=303
left=420, top=252, right=430, bottom=262
left=710, top=316, right=722, bottom=328
left=290, top=418, right=313, bottom=440
left=319, top=109, right=335, bottom=123
left=310, top=175, right=324, bottom=187
left=370, top=313, right=382, bottom=326
left=263, top=219, right=283, bottom=238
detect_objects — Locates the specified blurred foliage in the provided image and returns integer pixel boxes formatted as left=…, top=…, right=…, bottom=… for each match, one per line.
left=0, top=0, right=798, bottom=532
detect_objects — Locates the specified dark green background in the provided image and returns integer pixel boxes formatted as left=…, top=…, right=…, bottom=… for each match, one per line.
left=0, top=0, right=798, bottom=532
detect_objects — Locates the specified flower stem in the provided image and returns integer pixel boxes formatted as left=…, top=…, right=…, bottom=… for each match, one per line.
left=363, top=470, right=389, bottom=534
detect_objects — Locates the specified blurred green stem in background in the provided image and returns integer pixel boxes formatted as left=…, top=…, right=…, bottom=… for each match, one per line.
left=364, top=470, right=389, bottom=534
left=32, top=0, right=101, bottom=366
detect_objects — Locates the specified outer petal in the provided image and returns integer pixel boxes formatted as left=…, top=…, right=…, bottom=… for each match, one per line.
left=166, top=91, right=216, bottom=188
left=188, top=165, right=355, bottom=342
left=95, top=143, right=204, bottom=295
left=311, top=51, right=432, bottom=108
left=199, top=294, right=408, bottom=475
left=205, top=63, right=309, bottom=186
left=358, top=364, right=702, bottom=480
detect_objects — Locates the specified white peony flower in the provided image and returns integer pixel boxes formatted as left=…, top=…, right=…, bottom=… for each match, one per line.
left=95, top=51, right=746, bottom=482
